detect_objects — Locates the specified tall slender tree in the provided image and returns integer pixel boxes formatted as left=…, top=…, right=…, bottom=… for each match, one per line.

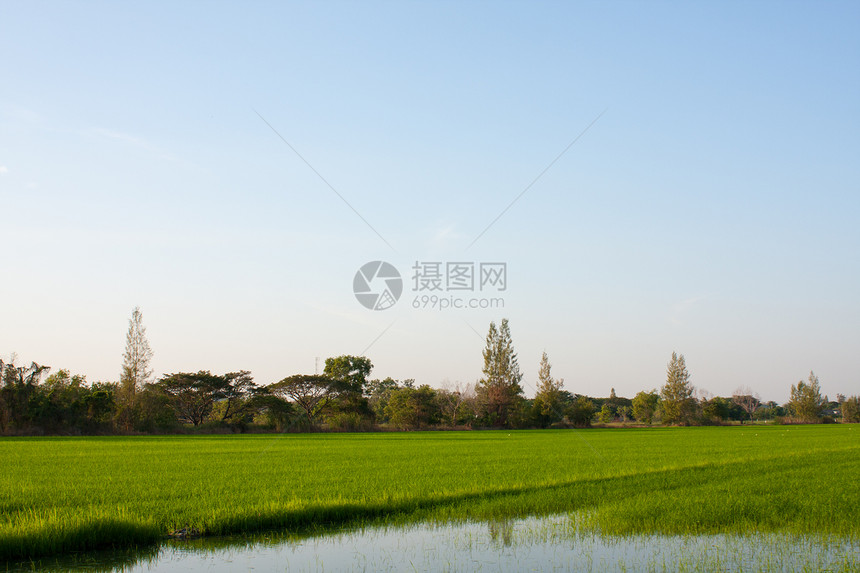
left=533, top=351, right=564, bottom=425
left=789, top=371, right=825, bottom=422
left=476, top=318, right=523, bottom=426
left=660, top=351, right=696, bottom=425
left=120, top=306, right=153, bottom=402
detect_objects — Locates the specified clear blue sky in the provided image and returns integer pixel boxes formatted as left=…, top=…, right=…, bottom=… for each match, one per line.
left=2, top=1, right=858, bottom=403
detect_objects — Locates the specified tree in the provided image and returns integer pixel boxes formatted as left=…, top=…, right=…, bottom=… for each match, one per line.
left=607, top=387, right=619, bottom=409
left=323, top=355, right=373, bottom=394
left=598, top=402, right=615, bottom=424
left=436, top=381, right=476, bottom=427
left=270, top=374, right=334, bottom=428
left=632, top=390, right=659, bottom=424
left=565, top=395, right=595, bottom=428
left=365, top=377, right=401, bottom=423
left=702, top=396, right=732, bottom=423
left=384, top=385, right=439, bottom=429
left=789, top=371, right=825, bottom=422
left=0, top=357, right=51, bottom=432
left=320, top=355, right=374, bottom=426
left=249, top=394, right=294, bottom=432
left=155, top=370, right=252, bottom=427
left=82, top=382, right=117, bottom=429
left=475, top=319, right=523, bottom=426
left=533, top=352, right=564, bottom=426
left=37, top=369, right=88, bottom=430
left=841, top=396, right=860, bottom=423
left=732, top=386, right=761, bottom=423
left=216, top=371, right=259, bottom=423
left=120, top=307, right=153, bottom=403
left=660, top=352, right=696, bottom=425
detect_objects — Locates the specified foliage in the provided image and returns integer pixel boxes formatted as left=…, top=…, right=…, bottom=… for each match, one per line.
left=702, top=396, right=732, bottom=423
left=789, top=371, right=825, bottom=422
left=660, top=352, right=697, bottom=425
left=632, top=390, right=659, bottom=425
left=434, top=383, right=477, bottom=427
left=841, top=395, right=860, bottom=423
left=598, top=403, right=615, bottom=424
left=565, top=395, right=595, bottom=427
left=269, top=375, right=334, bottom=427
left=476, top=319, right=523, bottom=427
left=250, top=394, right=295, bottom=432
left=0, top=359, right=51, bottom=432
left=320, top=355, right=375, bottom=426
left=155, top=371, right=258, bottom=427
left=532, top=352, right=564, bottom=427
left=732, top=386, right=761, bottom=423
left=384, top=385, right=440, bottom=429
left=365, top=377, right=401, bottom=424
left=323, top=355, right=373, bottom=394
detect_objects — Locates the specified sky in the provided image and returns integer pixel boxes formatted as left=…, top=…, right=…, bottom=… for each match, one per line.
left=1, top=1, right=858, bottom=403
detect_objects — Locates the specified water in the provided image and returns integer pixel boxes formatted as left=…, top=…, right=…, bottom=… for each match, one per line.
left=7, top=515, right=859, bottom=572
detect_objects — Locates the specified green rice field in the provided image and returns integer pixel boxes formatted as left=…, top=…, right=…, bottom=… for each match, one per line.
left=1, top=425, right=858, bottom=561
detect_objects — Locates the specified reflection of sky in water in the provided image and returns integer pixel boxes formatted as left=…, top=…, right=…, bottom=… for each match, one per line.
left=10, top=515, right=860, bottom=572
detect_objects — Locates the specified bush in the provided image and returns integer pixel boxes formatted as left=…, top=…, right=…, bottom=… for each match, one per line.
left=327, top=412, right=373, bottom=432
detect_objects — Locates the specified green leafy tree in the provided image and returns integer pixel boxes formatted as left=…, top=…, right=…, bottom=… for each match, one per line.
left=841, top=396, right=860, bottom=423
left=366, top=377, right=409, bottom=423
left=216, top=370, right=259, bottom=423
left=134, top=384, right=178, bottom=432
left=0, top=358, right=51, bottom=432
left=37, top=369, right=88, bottom=430
left=250, top=394, right=294, bottom=432
left=156, top=370, right=253, bottom=427
left=476, top=319, right=523, bottom=427
left=632, top=390, right=659, bottom=424
left=660, top=352, right=696, bottom=425
left=320, top=355, right=375, bottom=426
left=533, top=351, right=564, bottom=427
left=789, top=371, right=825, bottom=422
left=565, top=395, right=595, bottom=428
left=384, top=385, right=439, bottom=429
left=323, top=355, right=373, bottom=394
left=702, top=396, right=732, bottom=422
left=82, top=382, right=117, bottom=429
left=598, top=402, right=615, bottom=424
left=270, top=374, right=334, bottom=428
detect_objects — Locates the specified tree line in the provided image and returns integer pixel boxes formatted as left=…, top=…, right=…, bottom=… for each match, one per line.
left=1, top=311, right=858, bottom=435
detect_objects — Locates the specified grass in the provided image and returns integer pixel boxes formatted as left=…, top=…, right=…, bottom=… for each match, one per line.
left=1, top=425, right=858, bottom=560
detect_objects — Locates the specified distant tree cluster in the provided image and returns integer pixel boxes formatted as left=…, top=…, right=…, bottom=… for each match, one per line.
left=1, top=311, right=856, bottom=435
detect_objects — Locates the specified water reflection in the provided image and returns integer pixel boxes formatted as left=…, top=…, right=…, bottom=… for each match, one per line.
left=487, top=519, right=514, bottom=547
left=5, top=515, right=859, bottom=572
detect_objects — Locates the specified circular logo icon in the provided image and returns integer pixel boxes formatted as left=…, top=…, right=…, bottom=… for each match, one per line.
left=353, top=261, right=403, bottom=311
